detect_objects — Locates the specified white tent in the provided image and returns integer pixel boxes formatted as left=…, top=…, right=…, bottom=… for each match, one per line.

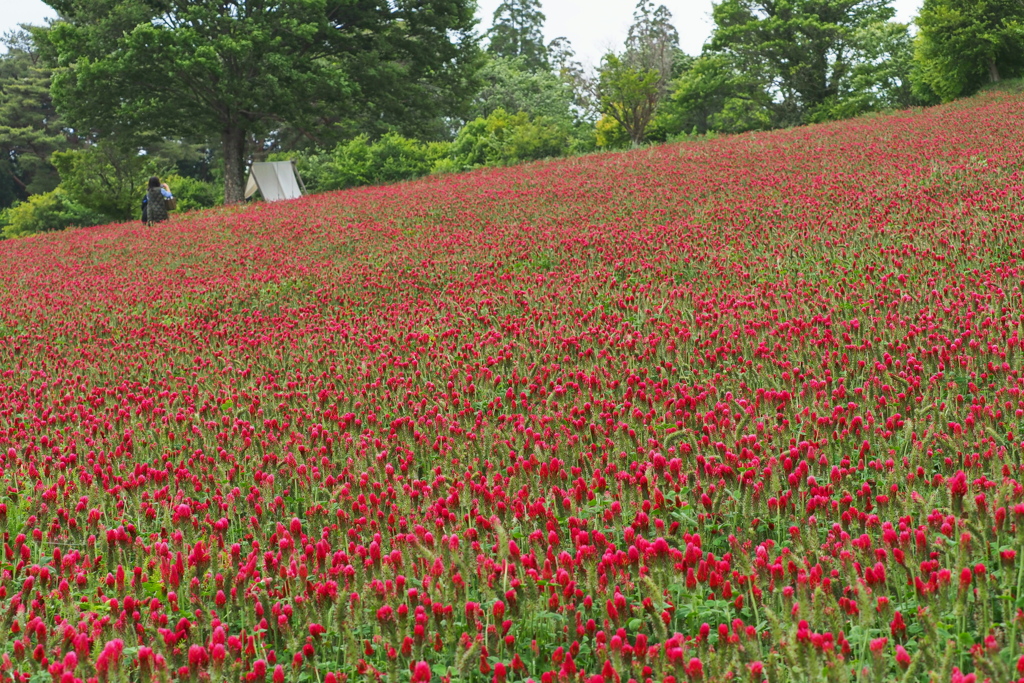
left=244, top=160, right=305, bottom=201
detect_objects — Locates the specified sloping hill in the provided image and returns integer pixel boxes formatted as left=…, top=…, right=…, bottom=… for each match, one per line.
left=0, top=92, right=1022, bottom=682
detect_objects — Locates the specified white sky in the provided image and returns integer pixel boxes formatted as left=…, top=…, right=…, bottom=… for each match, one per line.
left=3, top=0, right=922, bottom=64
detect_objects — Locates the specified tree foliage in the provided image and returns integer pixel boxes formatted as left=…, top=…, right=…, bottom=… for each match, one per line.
left=468, top=56, right=575, bottom=124
left=624, top=1, right=681, bottom=91
left=912, top=0, right=1024, bottom=102
left=448, top=108, right=570, bottom=168
left=41, top=0, right=480, bottom=203
left=814, top=19, right=916, bottom=120
left=51, top=141, right=161, bottom=221
left=0, top=30, right=72, bottom=209
left=293, top=133, right=447, bottom=192
left=486, top=0, right=549, bottom=71
left=546, top=37, right=597, bottom=122
left=707, top=0, right=905, bottom=126
left=592, top=2, right=681, bottom=146
left=0, top=188, right=105, bottom=239
left=286, top=108, right=576, bottom=192
left=161, top=173, right=220, bottom=213
left=660, top=53, right=773, bottom=135
left=596, top=53, right=662, bottom=146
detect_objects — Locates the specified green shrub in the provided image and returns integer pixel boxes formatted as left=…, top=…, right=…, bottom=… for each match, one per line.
left=424, top=142, right=454, bottom=173
left=286, top=133, right=440, bottom=192
left=594, top=114, right=630, bottom=149
left=448, top=108, right=571, bottom=170
left=324, top=135, right=373, bottom=189
left=567, top=127, right=599, bottom=156
left=364, top=133, right=433, bottom=184
left=51, top=142, right=159, bottom=221
left=163, top=174, right=221, bottom=213
left=430, top=156, right=465, bottom=176
left=284, top=117, right=574, bottom=190
left=1, top=188, right=106, bottom=239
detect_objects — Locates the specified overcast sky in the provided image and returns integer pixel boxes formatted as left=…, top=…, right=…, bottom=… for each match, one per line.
left=4, top=0, right=923, bottom=64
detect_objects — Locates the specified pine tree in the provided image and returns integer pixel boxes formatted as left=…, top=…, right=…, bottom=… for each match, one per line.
left=487, top=0, right=549, bottom=71
left=624, top=1, right=680, bottom=93
left=0, top=29, right=71, bottom=208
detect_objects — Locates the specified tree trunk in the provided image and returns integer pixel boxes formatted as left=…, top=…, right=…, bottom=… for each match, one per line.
left=630, top=125, right=645, bottom=147
left=222, top=126, right=247, bottom=204
left=989, top=59, right=1001, bottom=83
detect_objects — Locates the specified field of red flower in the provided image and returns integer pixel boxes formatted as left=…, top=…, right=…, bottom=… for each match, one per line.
left=1, top=91, right=1024, bottom=683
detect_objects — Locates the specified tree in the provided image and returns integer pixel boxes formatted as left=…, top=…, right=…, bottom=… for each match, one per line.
left=708, top=0, right=901, bottom=126
left=912, top=0, right=1024, bottom=102
left=0, top=29, right=72, bottom=209
left=448, top=108, right=569, bottom=168
left=40, top=0, right=480, bottom=203
left=660, top=53, right=773, bottom=135
left=624, top=1, right=680, bottom=92
left=591, top=2, right=680, bottom=147
left=468, top=56, right=575, bottom=124
left=815, top=19, right=916, bottom=119
left=51, top=140, right=162, bottom=221
left=486, top=0, right=549, bottom=71
left=595, top=52, right=661, bottom=146
left=547, top=36, right=597, bottom=121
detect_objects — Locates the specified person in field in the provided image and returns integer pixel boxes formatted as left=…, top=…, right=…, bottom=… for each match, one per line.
left=142, top=176, right=175, bottom=223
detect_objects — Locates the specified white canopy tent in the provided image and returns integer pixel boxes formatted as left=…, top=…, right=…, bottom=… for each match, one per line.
left=244, top=160, right=306, bottom=202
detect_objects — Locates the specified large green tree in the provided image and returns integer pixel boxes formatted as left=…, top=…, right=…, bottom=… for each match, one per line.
left=661, top=53, right=774, bottom=135
left=708, top=0, right=901, bottom=126
left=41, top=0, right=480, bottom=203
left=912, top=0, right=1024, bottom=102
left=595, top=52, right=661, bottom=146
left=0, top=29, right=72, bottom=209
left=51, top=140, right=162, bottom=221
left=468, top=56, right=575, bottom=124
left=822, top=18, right=915, bottom=118
left=624, top=1, right=680, bottom=93
left=592, top=1, right=681, bottom=146
left=486, top=0, right=549, bottom=71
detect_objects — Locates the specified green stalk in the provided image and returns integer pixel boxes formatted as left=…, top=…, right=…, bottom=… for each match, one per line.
left=748, top=578, right=762, bottom=649
left=1012, top=554, right=1024, bottom=658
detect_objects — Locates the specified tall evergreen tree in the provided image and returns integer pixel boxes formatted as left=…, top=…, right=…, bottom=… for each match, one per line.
left=0, top=29, right=72, bottom=208
left=592, top=1, right=680, bottom=146
left=487, top=0, right=549, bottom=71
left=624, top=1, right=680, bottom=93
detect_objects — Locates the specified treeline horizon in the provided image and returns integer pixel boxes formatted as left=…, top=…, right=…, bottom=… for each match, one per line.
left=1, top=0, right=1022, bottom=238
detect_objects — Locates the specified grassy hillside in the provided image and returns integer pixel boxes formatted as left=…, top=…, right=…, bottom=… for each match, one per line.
left=0, top=91, right=1023, bottom=682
